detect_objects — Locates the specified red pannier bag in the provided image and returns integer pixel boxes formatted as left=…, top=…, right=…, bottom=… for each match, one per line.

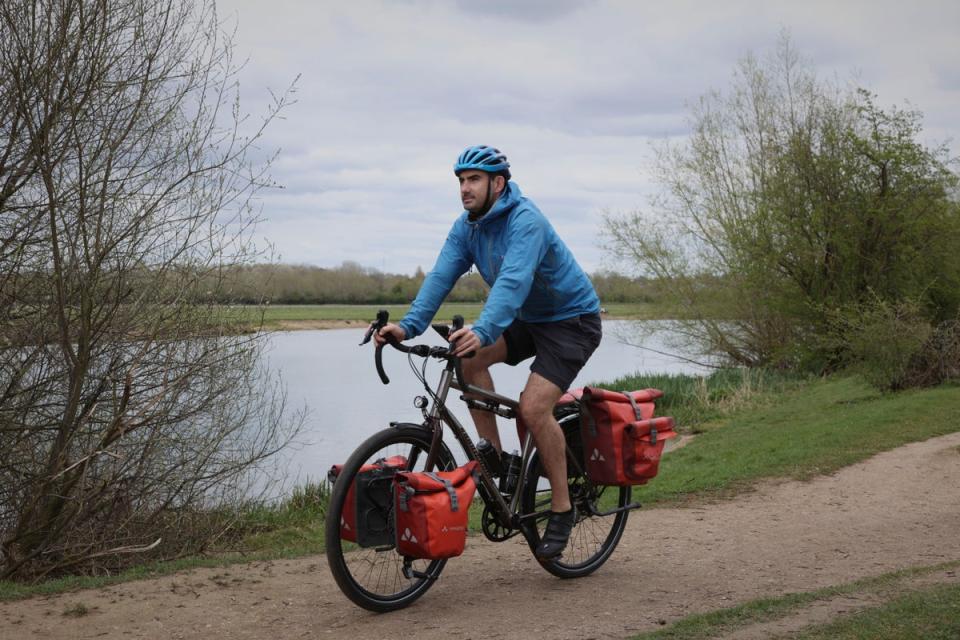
left=579, top=387, right=677, bottom=486
left=328, top=455, right=407, bottom=545
left=393, top=460, right=480, bottom=560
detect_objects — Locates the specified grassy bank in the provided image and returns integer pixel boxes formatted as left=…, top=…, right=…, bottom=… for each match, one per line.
left=629, top=375, right=960, bottom=505
left=502, top=369, right=958, bottom=512
left=224, top=301, right=670, bottom=330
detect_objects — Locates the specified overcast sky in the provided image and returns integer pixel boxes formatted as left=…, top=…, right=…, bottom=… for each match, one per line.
left=218, top=0, right=959, bottom=275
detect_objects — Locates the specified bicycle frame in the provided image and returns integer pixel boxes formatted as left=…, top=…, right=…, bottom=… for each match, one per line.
left=415, top=356, right=543, bottom=537
left=406, top=350, right=592, bottom=536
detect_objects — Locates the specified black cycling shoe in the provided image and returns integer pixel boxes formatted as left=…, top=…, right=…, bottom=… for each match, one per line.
left=535, top=506, right=577, bottom=560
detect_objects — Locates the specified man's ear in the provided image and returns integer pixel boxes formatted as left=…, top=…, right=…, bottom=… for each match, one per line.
left=493, top=174, right=506, bottom=195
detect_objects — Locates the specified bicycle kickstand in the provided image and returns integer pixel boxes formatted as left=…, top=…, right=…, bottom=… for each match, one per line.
left=402, top=557, right=440, bottom=581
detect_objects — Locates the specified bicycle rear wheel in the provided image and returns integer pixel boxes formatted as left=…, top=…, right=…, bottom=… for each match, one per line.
left=520, top=413, right=630, bottom=578
left=325, top=424, right=456, bottom=612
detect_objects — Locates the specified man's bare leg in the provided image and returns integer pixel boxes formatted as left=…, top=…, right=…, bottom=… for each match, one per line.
left=460, top=337, right=508, bottom=451
left=518, top=372, right=569, bottom=512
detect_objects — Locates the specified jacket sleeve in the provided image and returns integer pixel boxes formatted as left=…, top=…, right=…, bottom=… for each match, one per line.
left=472, top=211, right=548, bottom=346
left=399, top=223, right=472, bottom=340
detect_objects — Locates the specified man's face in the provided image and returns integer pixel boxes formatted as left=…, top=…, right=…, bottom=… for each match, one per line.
left=458, top=170, right=503, bottom=214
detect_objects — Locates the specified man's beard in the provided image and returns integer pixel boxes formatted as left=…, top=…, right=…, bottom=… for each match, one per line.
left=466, top=178, right=496, bottom=221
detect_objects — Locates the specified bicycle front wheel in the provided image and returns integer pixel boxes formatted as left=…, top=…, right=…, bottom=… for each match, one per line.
left=325, top=424, right=456, bottom=612
left=520, top=414, right=630, bottom=578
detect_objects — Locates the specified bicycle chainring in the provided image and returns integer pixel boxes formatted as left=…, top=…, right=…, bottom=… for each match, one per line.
left=480, top=505, right=518, bottom=542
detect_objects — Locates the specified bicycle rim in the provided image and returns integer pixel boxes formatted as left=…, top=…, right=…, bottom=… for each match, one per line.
left=325, top=425, right=456, bottom=612
left=520, top=416, right=630, bottom=578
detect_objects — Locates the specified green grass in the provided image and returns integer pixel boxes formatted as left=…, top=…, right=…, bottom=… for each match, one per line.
left=589, top=368, right=811, bottom=432
left=790, top=582, right=960, bottom=639
left=222, top=302, right=668, bottom=330
left=630, top=376, right=960, bottom=506
left=631, top=560, right=960, bottom=640
left=230, top=480, right=330, bottom=555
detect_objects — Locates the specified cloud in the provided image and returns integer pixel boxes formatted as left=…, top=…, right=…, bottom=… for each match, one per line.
left=219, top=0, right=960, bottom=275
left=451, top=0, right=596, bottom=23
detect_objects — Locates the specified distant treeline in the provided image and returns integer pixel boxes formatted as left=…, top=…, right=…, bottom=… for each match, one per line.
left=213, top=262, right=655, bottom=305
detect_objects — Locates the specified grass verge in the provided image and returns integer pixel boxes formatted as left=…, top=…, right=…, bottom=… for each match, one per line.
left=630, top=560, right=960, bottom=640
left=222, top=302, right=668, bottom=330
left=0, top=481, right=331, bottom=602
left=789, top=580, right=960, bottom=640
left=629, top=376, right=960, bottom=506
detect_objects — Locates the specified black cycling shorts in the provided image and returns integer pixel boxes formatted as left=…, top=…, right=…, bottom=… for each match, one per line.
left=501, top=313, right=602, bottom=391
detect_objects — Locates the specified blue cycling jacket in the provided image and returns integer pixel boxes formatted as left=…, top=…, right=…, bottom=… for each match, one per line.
left=398, top=182, right=600, bottom=347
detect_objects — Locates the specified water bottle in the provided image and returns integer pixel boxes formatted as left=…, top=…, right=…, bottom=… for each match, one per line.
left=499, top=450, right=521, bottom=494
left=476, top=438, right=503, bottom=478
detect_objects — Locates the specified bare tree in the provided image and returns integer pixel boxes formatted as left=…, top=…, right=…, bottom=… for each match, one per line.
left=0, top=0, right=301, bottom=580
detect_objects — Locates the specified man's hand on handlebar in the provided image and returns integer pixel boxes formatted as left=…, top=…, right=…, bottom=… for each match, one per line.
left=448, top=326, right=481, bottom=357
left=374, top=323, right=406, bottom=347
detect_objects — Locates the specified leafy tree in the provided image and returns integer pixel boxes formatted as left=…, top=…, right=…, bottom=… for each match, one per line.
left=605, top=35, right=960, bottom=373
left=0, top=0, right=300, bottom=579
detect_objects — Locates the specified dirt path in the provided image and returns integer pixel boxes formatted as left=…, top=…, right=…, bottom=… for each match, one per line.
left=4, top=433, right=960, bottom=640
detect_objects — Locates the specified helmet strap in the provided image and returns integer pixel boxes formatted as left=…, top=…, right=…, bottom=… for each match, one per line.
left=469, top=174, right=501, bottom=221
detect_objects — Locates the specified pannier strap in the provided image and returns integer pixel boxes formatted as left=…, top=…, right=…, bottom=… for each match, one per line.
left=397, top=475, right=459, bottom=512
left=626, top=422, right=658, bottom=445
left=581, top=389, right=647, bottom=437
left=397, top=463, right=478, bottom=512
left=399, top=485, right=412, bottom=512
left=427, top=472, right=461, bottom=511
left=621, top=391, right=643, bottom=422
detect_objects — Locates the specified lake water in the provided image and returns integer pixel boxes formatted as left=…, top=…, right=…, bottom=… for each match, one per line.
left=263, top=321, right=707, bottom=484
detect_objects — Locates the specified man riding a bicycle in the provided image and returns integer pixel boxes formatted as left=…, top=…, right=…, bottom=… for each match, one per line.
left=375, top=144, right=602, bottom=560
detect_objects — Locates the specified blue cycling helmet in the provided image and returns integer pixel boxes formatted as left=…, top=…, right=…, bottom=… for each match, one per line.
left=454, top=145, right=511, bottom=180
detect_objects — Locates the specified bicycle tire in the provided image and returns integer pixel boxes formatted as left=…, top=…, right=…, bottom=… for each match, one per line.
left=520, top=413, right=630, bottom=578
left=325, top=424, right=457, bottom=612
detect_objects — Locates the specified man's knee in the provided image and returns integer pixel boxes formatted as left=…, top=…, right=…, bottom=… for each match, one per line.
left=518, top=395, right=554, bottom=433
left=519, top=373, right=563, bottom=433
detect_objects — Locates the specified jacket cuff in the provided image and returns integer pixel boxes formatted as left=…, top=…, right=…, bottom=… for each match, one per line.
left=472, top=326, right=493, bottom=348
left=397, top=320, right=417, bottom=340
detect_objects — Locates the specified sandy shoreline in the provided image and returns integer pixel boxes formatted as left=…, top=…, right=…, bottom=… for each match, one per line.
left=266, top=319, right=365, bottom=331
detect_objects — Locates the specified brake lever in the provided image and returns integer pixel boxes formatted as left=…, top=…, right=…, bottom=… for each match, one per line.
left=360, top=309, right=391, bottom=346
left=359, top=322, right=377, bottom=346
left=431, top=323, right=451, bottom=341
